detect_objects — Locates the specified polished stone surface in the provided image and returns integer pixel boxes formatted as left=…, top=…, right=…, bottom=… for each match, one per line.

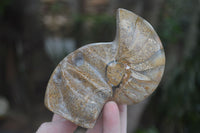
left=45, top=8, right=165, bottom=128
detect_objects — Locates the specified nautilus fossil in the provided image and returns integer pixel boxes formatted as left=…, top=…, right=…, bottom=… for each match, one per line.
left=45, top=8, right=165, bottom=128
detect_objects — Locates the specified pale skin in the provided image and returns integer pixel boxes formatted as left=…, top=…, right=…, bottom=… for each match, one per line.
left=36, top=101, right=127, bottom=133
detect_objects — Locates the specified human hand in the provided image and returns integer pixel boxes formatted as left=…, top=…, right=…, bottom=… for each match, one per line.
left=36, top=101, right=127, bottom=133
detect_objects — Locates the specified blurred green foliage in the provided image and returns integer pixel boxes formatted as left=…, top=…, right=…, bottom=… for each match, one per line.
left=50, top=2, right=65, bottom=14
left=152, top=0, right=200, bottom=132
left=71, top=14, right=115, bottom=46
left=90, top=15, right=116, bottom=42
left=159, top=48, right=200, bottom=132
left=159, top=17, right=184, bottom=44
left=136, top=127, right=159, bottom=133
left=0, top=0, right=12, bottom=15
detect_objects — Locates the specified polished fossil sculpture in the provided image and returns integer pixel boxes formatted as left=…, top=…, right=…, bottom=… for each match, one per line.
left=44, top=8, right=165, bottom=128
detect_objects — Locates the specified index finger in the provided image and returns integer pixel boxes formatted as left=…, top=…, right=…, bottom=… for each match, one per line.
left=103, top=101, right=121, bottom=133
left=118, top=104, right=127, bottom=133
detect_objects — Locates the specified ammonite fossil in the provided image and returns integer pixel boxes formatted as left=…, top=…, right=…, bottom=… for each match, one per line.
left=45, top=8, right=165, bottom=129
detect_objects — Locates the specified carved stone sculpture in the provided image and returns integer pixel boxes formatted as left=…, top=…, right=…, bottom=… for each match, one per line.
left=44, top=8, right=165, bottom=128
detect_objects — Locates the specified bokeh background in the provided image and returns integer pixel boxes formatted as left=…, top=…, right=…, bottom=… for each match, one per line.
left=0, top=0, right=200, bottom=133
